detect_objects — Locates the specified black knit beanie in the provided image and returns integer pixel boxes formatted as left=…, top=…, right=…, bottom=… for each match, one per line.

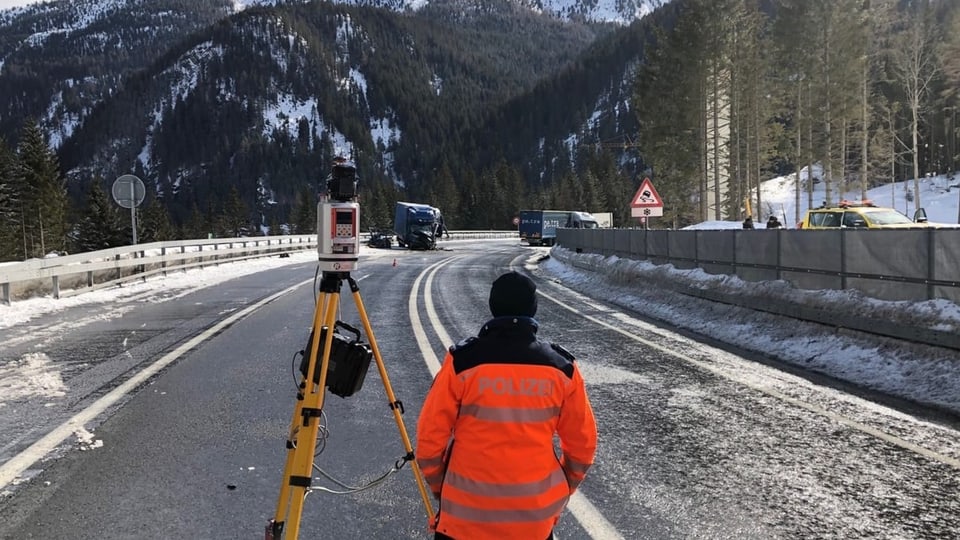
left=489, top=271, right=538, bottom=317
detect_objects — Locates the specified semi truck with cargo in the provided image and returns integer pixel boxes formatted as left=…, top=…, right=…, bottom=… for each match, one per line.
left=518, top=210, right=599, bottom=246
left=394, top=202, right=446, bottom=250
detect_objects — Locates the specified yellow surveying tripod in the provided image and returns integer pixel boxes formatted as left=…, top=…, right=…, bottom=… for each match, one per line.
left=266, top=271, right=435, bottom=539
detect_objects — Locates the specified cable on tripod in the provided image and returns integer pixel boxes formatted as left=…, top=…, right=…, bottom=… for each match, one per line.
left=291, top=350, right=303, bottom=389
left=286, top=409, right=330, bottom=453
left=308, top=460, right=403, bottom=495
left=313, top=410, right=330, bottom=456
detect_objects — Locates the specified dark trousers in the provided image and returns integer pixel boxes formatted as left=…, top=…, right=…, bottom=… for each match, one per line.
left=435, top=533, right=554, bottom=540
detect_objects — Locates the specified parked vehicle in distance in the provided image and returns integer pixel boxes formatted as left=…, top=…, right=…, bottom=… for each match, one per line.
left=797, top=200, right=957, bottom=229
left=394, top=202, right=446, bottom=249
left=519, top=210, right=599, bottom=246
left=367, top=229, right=393, bottom=249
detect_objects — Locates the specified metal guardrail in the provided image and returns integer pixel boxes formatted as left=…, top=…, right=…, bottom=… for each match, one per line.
left=0, top=231, right=519, bottom=304
left=0, top=235, right=318, bottom=304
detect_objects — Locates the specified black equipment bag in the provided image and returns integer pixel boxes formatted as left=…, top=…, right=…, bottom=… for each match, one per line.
left=298, top=321, right=373, bottom=398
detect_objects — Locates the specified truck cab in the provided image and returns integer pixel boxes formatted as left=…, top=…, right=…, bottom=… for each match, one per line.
left=519, top=210, right=599, bottom=246
left=569, top=212, right=600, bottom=229
left=395, top=202, right=444, bottom=249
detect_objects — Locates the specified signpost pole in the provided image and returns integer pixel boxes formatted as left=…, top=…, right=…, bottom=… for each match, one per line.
left=112, top=174, right=145, bottom=247
left=130, top=183, right=138, bottom=245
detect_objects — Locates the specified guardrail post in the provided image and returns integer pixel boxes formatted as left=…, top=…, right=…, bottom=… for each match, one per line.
left=1, top=283, right=9, bottom=305
left=199, top=245, right=204, bottom=270
left=181, top=245, right=186, bottom=273
left=52, top=275, right=60, bottom=299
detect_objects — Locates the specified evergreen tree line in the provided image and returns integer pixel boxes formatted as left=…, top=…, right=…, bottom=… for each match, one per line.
left=0, top=119, right=304, bottom=262
left=0, top=113, right=637, bottom=262
left=632, top=0, right=960, bottom=227
left=359, top=149, right=637, bottom=234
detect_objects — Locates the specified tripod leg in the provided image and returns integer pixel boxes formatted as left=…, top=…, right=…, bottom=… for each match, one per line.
left=268, top=287, right=341, bottom=539
left=346, top=276, right=436, bottom=523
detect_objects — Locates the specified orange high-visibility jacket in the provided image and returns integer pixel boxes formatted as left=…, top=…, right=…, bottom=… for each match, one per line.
left=416, top=317, right=598, bottom=540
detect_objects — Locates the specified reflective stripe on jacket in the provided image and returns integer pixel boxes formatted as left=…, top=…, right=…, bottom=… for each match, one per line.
left=416, top=316, right=598, bottom=540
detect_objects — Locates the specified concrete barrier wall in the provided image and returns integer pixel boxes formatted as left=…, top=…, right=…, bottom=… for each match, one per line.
left=556, top=227, right=960, bottom=304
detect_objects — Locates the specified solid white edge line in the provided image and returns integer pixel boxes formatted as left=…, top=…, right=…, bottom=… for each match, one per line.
left=413, top=259, right=625, bottom=540
left=565, top=494, right=626, bottom=540
left=0, top=278, right=314, bottom=490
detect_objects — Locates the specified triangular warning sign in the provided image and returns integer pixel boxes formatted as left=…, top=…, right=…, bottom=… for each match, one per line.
left=631, top=177, right=663, bottom=208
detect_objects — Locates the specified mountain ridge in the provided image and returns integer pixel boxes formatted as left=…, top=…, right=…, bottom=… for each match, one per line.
left=0, top=0, right=660, bottom=230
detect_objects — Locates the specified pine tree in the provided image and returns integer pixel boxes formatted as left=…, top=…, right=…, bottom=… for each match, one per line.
left=580, top=170, right=602, bottom=213
left=557, top=172, right=583, bottom=211
left=429, top=164, right=461, bottom=229
left=183, top=203, right=208, bottom=240
left=71, top=180, right=125, bottom=253
left=492, top=160, right=525, bottom=229
left=221, top=185, right=251, bottom=237
left=457, top=170, right=482, bottom=229
left=0, top=138, right=21, bottom=261
left=943, top=7, right=960, bottom=96
left=268, top=214, right=283, bottom=236
left=291, top=186, right=315, bottom=234
left=140, top=196, right=175, bottom=242
left=633, top=11, right=703, bottom=225
left=16, top=120, right=67, bottom=257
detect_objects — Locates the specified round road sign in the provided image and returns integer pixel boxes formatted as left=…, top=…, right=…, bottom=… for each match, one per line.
left=112, top=174, right=146, bottom=209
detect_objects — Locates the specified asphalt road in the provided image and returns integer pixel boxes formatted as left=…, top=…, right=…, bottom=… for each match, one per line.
left=0, top=240, right=958, bottom=539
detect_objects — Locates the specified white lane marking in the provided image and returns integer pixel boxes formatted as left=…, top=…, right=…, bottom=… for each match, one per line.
left=537, top=288, right=960, bottom=472
left=0, top=279, right=314, bottom=490
left=412, top=262, right=625, bottom=540
left=565, top=494, right=625, bottom=540
left=423, top=257, right=462, bottom=353
left=407, top=258, right=456, bottom=377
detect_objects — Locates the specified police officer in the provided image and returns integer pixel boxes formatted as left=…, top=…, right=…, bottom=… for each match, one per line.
left=416, top=271, right=598, bottom=540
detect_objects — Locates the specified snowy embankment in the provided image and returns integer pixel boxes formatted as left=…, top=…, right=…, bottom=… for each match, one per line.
left=542, top=246, right=960, bottom=416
